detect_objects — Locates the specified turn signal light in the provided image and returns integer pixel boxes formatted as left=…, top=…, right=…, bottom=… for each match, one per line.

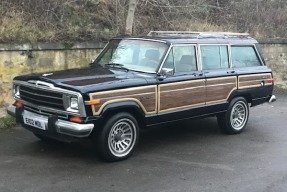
left=87, top=99, right=100, bottom=105
left=70, top=116, right=83, bottom=123
left=15, top=101, right=23, bottom=107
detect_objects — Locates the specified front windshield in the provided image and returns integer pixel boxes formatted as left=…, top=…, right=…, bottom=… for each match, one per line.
left=94, top=39, right=168, bottom=73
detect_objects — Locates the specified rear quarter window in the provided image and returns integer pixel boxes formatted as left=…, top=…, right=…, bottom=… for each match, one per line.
left=231, top=46, right=262, bottom=68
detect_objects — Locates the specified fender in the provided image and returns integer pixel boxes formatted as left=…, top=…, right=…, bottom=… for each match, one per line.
left=100, top=100, right=146, bottom=120
left=227, top=85, right=273, bottom=106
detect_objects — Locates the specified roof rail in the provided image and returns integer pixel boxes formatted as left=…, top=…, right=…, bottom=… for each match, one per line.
left=147, top=31, right=250, bottom=38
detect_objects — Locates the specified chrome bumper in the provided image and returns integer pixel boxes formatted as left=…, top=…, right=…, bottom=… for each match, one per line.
left=7, top=105, right=94, bottom=138
left=269, top=95, right=276, bottom=103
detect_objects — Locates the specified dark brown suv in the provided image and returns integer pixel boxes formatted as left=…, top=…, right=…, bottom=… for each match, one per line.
left=8, top=31, right=276, bottom=161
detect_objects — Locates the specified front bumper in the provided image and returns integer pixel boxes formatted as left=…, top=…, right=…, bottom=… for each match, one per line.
left=7, top=105, right=94, bottom=138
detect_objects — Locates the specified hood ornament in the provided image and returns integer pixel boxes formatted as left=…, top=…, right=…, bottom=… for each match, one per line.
left=42, top=73, right=53, bottom=77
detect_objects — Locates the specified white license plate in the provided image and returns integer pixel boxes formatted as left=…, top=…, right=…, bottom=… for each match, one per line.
left=23, top=116, right=45, bottom=130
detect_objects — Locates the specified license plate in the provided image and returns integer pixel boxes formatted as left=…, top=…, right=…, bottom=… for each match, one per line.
left=23, top=116, right=45, bottom=130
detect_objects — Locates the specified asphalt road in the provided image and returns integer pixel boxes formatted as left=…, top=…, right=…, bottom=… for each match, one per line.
left=0, top=94, right=287, bottom=192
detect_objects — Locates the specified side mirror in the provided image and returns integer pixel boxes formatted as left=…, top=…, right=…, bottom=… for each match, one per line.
left=90, top=59, right=95, bottom=64
left=161, top=68, right=174, bottom=76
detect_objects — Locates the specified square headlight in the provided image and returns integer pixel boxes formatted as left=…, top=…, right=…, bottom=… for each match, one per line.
left=13, top=85, right=20, bottom=98
left=70, top=97, right=79, bottom=110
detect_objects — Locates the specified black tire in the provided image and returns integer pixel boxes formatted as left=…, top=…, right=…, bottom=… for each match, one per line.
left=94, top=112, right=139, bottom=162
left=217, top=97, right=249, bottom=134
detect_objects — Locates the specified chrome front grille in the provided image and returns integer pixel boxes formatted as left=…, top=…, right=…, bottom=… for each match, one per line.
left=13, top=80, right=87, bottom=117
left=19, top=85, right=65, bottom=110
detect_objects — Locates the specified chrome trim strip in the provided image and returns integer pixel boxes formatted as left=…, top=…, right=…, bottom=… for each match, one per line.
left=157, top=44, right=173, bottom=74
left=13, top=80, right=86, bottom=117
left=113, top=37, right=168, bottom=43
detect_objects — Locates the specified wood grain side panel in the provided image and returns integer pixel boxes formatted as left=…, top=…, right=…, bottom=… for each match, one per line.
left=238, top=73, right=272, bottom=89
left=160, top=80, right=204, bottom=91
left=206, top=76, right=237, bottom=104
left=89, top=86, right=157, bottom=115
left=206, top=76, right=236, bottom=86
left=159, top=80, right=205, bottom=112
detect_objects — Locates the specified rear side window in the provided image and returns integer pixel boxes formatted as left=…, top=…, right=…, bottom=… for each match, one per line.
left=201, top=45, right=229, bottom=70
left=231, top=46, right=262, bottom=68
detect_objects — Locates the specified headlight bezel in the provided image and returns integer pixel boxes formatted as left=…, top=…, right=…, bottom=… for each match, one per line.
left=70, top=97, right=79, bottom=110
left=13, top=84, right=20, bottom=99
left=65, top=95, right=80, bottom=113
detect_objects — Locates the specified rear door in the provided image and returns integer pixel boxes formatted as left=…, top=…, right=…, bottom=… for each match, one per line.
left=200, top=44, right=237, bottom=110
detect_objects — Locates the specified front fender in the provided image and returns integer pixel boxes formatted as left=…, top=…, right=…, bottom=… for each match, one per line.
left=100, top=101, right=146, bottom=120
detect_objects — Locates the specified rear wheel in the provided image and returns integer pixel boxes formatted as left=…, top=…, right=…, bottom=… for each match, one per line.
left=94, top=112, right=139, bottom=162
left=217, top=97, right=249, bottom=134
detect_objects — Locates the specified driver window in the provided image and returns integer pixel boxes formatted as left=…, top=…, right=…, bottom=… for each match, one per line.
left=162, top=45, right=197, bottom=73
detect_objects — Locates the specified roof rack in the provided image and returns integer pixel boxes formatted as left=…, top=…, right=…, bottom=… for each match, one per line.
left=147, top=31, right=250, bottom=38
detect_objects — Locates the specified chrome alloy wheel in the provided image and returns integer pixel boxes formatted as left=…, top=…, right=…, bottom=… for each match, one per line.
left=108, top=118, right=137, bottom=157
left=229, top=101, right=248, bottom=130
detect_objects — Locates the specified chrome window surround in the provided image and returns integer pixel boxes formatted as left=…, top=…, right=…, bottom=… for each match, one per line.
left=157, top=44, right=199, bottom=74
left=229, top=44, right=265, bottom=68
left=198, top=44, right=230, bottom=71
left=13, top=80, right=87, bottom=117
left=158, top=43, right=263, bottom=73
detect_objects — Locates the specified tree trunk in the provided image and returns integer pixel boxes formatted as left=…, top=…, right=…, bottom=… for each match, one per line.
left=125, top=0, right=137, bottom=36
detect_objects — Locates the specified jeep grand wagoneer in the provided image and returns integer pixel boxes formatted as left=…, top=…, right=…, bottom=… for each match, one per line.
left=8, top=31, right=276, bottom=161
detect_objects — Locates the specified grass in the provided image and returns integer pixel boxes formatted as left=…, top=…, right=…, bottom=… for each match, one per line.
left=0, top=116, right=16, bottom=130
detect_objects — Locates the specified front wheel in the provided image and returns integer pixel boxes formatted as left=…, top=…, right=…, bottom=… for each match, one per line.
left=94, top=112, right=139, bottom=162
left=217, top=97, right=249, bottom=134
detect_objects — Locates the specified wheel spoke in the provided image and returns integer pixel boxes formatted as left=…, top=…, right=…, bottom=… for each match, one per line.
left=229, top=100, right=249, bottom=130
left=108, top=118, right=137, bottom=157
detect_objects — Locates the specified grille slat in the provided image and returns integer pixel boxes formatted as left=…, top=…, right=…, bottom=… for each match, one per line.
left=20, top=89, right=63, bottom=101
left=20, top=85, right=65, bottom=110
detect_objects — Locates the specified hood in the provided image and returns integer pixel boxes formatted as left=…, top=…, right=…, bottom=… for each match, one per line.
left=14, top=66, right=155, bottom=94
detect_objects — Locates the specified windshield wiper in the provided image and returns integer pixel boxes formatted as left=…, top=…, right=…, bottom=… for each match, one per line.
left=104, top=63, right=129, bottom=71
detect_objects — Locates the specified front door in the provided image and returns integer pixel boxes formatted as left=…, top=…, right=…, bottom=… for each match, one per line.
left=157, top=45, right=206, bottom=122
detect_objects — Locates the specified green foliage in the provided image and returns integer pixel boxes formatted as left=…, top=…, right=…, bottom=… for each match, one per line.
left=63, top=41, right=75, bottom=49
left=0, top=116, right=16, bottom=130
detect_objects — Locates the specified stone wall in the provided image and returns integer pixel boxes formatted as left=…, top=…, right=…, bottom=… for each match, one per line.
left=261, top=43, right=287, bottom=88
left=0, top=41, right=286, bottom=117
left=0, top=42, right=103, bottom=117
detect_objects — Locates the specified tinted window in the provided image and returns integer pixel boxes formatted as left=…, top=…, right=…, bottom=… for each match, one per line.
left=231, top=46, right=262, bottom=68
left=201, top=45, right=229, bottom=70
left=162, top=46, right=197, bottom=73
